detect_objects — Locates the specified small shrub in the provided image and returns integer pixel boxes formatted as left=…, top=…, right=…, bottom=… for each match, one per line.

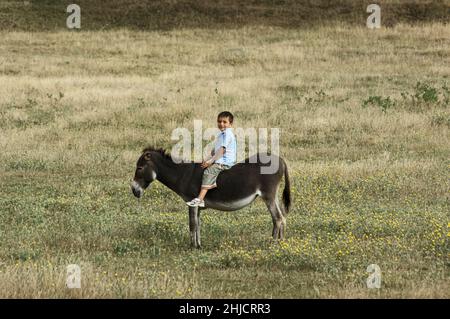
left=401, top=82, right=448, bottom=110
left=414, top=82, right=438, bottom=104
left=362, top=96, right=395, bottom=113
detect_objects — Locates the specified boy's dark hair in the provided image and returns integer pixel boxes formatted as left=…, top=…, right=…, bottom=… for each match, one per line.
left=217, top=111, right=234, bottom=123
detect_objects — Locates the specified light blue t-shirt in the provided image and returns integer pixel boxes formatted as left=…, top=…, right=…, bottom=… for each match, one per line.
left=214, top=128, right=236, bottom=166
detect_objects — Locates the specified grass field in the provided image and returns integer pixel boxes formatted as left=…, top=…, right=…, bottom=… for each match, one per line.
left=0, top=18, right=449, bottom=297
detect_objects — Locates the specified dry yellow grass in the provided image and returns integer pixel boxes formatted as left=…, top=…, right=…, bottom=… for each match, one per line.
left=0, top=23, right=448, bottom=298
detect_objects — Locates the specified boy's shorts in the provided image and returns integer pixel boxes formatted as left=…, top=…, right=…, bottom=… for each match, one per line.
left=201, top=163, right=231, bottom=189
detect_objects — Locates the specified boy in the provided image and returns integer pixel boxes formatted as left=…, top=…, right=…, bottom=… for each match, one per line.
left=186, top=111, right=237, bottom=207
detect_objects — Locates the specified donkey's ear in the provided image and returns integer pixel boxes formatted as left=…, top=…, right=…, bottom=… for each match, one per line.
left=143, top=151, right=151, bottom=161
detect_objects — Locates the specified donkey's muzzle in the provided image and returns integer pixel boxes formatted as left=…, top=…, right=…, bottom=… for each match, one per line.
left=131, top=181, right=143, bottom=198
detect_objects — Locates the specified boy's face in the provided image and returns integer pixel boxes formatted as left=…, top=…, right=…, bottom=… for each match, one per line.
left=217, top=116, right=232, bottom=131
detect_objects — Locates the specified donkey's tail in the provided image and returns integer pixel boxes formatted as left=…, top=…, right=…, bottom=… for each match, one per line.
left=282, top=160, right=291, bottom=214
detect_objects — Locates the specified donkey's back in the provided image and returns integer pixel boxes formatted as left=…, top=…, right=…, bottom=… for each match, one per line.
left=199, top=154, right=290, bottom=212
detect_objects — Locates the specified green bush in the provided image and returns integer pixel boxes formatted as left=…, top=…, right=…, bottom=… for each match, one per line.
left=362, top=96, right=395, bottom=113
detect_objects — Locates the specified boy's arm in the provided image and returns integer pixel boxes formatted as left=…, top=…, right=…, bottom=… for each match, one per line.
left=205, top=147, right=225, bottom=165
left=202, top=148, right=215, bottom=163
left=202, top=130, right=232, bottom=167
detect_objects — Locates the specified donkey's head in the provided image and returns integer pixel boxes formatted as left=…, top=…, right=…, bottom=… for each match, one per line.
left=131, top=150, right=158, bottom=198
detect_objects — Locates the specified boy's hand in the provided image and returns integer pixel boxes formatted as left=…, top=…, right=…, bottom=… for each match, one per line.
left=201, top=160, right=212, bottom=168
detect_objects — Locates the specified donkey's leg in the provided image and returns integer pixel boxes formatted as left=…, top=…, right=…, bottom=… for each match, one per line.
left=275, top=199, right=287, bottom=240
left=264, top=198, right=283, bottom=241
left=189, top=206, right=198, bottom=248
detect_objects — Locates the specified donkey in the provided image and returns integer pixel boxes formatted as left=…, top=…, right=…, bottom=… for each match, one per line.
left=131, top=147, right=291, bottom=248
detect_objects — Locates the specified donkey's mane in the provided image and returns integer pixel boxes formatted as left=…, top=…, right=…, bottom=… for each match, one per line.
left=142, top=146, right=190, bottom=164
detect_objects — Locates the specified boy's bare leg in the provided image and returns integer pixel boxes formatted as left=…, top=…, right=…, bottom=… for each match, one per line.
left=198, top=188, right=208, bottom=200
left=198, top=185, right=217, bottom=200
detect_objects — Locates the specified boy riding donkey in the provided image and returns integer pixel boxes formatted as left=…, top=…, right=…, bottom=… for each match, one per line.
left=186, top=111, right=237, bottom=208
